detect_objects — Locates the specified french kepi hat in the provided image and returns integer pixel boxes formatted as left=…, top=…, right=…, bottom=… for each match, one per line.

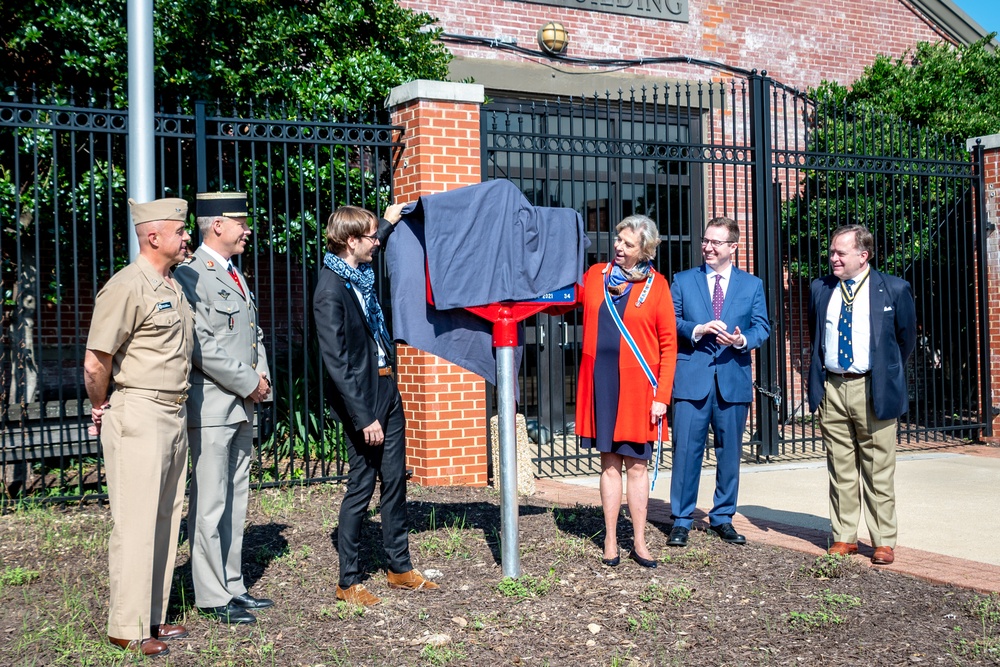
left=197, top=191, right=249, bottom=219
left=128, top=197, right=188, bottom=226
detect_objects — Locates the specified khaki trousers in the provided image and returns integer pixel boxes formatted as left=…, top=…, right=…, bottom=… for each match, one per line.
left=819, top=374, right=898, bottom=548
left=103, top=392, right=188, bottom=640
left=188, top=421, right=253, bottom=608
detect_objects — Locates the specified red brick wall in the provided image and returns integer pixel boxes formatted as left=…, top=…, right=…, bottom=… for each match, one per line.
left=980, top=143, right=1000, bottom=438
left=393, top=101, right=481, bottom=197
left=403, top=0, right=950, bottom=91
left=396, top=346, right=488, bottom=485
left=390, top=90, right=490, bottom=486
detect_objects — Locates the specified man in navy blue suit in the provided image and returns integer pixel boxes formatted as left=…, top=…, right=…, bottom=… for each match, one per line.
left=808, top=224, right=915, bottom=566
left=667, top=217, right=770, bottom=547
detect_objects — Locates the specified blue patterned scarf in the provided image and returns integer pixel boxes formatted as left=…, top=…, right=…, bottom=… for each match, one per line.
left=323, top=252, right=391, bottom=348
left=607, top=261, right=651, bottom=301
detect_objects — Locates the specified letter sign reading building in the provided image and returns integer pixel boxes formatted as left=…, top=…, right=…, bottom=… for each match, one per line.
left=513, top=0, right=688, bottom=23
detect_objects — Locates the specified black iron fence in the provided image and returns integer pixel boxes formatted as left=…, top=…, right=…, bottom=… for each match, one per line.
left=483, top=72, right=989, bottom=477
left=2, top=72, right=991, bottom=491
left=0, top=89, right=402, bottom=499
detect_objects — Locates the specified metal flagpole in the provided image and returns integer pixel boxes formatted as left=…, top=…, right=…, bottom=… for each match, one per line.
left=126, top=0, right=155, bottom=261
left=496, top=344, right=521, bottom=578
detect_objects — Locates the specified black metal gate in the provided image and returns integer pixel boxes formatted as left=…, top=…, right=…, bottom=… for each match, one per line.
left=483, top=72, right=988, bottom=477
left=0, top=91, right=401, bottom=498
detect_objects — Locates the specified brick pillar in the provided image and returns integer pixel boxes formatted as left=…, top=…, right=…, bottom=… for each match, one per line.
left=387, top=80, right=488, bottom=486
left=975, top=135, right=1000, bottom=439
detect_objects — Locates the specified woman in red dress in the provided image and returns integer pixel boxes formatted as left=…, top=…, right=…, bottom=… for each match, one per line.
left=575, top=215, right=677, bottom=568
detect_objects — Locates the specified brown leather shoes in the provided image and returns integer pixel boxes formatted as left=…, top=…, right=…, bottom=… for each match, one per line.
left=108, top=636, right=169, bottom=657
left=827, top=542, right=858, bottom=556
left=151, top=624, right=188, bottom=640
left=872, top=546, right=895, bottom=565
left=336, top=583, right=381, bottom=606
left=387, top=569, right=440, bottom=591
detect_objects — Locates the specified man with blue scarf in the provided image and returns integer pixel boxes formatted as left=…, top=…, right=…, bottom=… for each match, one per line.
left=314, top=204, right=440, bottom=606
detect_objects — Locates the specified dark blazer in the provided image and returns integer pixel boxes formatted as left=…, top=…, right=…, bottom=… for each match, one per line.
left=313, top=218, right=396, bottom=431
left=807, top=268, right=916, bottom=420
left=671, top=265, right=770, bottom=404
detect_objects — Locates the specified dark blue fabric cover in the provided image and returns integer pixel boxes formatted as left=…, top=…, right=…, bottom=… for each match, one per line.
left=385, top=180, right=588, bottom=385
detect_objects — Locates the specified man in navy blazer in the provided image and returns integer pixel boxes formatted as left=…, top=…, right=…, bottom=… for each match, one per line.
left=807, top=224, right=915, bottom=566
left=668, top=217, right=770, bottom=547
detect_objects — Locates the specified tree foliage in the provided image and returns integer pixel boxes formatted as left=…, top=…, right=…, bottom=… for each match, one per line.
left=782, top=35, right=997, bottom=278
left=778, top=38, right=991, bottom=417
left=2, top=1, right=442, bottom=416
left=2, top=0, right=452, bottom=112
left=812, top=35, right=1000, bottom=141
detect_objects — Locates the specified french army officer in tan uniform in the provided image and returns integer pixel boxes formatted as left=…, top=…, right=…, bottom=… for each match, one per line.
left=83, top=197, right=194, bottom=658
left=175, top=192, right=272, bottom=625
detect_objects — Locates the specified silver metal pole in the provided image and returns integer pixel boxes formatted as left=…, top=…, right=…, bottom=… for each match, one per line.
left=496, top=344, right=521, bottom=578
left=126, top=0, right=154, bottom=261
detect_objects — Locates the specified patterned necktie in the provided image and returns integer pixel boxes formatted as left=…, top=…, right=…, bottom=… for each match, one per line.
left=227, top=263, right=246, bottom=298
left=837, top=278, right=855, bottom=368
left=712, top=274, right=724, bottom=319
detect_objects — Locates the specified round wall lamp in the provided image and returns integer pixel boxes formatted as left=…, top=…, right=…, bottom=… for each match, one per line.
left=538, top=21, right=570, bottom=55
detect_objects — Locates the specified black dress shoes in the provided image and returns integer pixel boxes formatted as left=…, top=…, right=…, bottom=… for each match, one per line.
left=199, top=603, right=257, bottom=625
left=710, top=523, right=747, bottom=544
left=667, top=526, right=689, bottom=547
left=231, top=593, right=275, bottom=609
left=628, top=550, right=657, bottom=568
left=601, top=551, right=620, bottom=567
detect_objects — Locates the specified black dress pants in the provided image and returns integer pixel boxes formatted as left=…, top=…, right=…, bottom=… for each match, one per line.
left=337, top=375, right=412, bottom=587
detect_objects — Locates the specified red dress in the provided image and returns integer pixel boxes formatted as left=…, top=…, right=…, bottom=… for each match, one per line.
left=575, top=264, right=678, bottom=446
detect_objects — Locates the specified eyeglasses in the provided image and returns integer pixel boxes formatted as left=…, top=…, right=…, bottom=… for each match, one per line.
left=358, top=233, right=379, bottom=244
left=700, top=237, right=735, bottom=248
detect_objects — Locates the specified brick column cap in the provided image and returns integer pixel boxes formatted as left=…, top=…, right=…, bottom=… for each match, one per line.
left=966, top=133, right=1000, bottom=151
left=386, top=80, right=485, bottom=109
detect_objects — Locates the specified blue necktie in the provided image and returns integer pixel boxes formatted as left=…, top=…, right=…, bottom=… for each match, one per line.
left=837, top=279, right=855, bottom=369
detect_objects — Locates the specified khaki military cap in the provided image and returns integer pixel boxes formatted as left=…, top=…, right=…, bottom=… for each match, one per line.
left=197, top=192, right=248, bottom=219
left=128, top=197, right=188, bottom=226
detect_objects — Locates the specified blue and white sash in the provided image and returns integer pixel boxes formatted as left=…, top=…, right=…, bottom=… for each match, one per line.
left=602, top=264, right=664, bottom=489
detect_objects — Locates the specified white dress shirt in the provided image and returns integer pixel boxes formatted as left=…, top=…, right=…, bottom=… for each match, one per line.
left=352, top=284, right=388, bottom=368
left=823, top=266, right=872, bottom=374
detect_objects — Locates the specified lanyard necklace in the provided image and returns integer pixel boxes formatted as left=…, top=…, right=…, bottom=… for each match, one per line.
left=839, top=270, right=869, bottom=313
left=604, top=263, right=654, bottom=308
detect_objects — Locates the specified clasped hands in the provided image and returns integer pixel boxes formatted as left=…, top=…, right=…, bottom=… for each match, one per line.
left=248, top=373, right=271, bottom=403
left=695, top=320, right=744, bottom=348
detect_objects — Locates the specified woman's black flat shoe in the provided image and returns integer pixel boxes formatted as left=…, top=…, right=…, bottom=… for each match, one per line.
left=629, top=551, right=657, bottom=568
left=601, top=552, right=621, bottom=567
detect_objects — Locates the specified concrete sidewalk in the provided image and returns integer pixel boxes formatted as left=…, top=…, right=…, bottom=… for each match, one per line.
left=533, top=444, right=1000, bottom=593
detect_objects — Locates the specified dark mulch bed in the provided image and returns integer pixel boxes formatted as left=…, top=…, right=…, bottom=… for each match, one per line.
left=2, top=482, right=999, bottom=666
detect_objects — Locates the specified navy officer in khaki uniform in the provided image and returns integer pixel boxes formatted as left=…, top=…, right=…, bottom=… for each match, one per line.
left=84, top=197, right=194, bottom=658
left=175, top=192, right=272, bottom=625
